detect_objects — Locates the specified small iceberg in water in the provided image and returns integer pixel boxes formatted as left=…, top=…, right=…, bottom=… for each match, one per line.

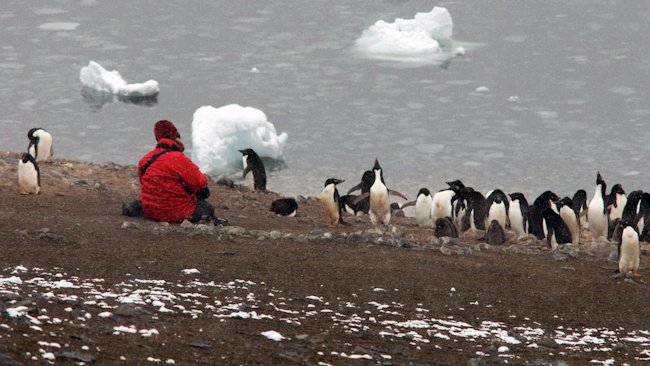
left=79, top=61, right=159, bottom=110
left=191, top=104, right=288, bottom=176
left=353, top=7, right=469, bottom=67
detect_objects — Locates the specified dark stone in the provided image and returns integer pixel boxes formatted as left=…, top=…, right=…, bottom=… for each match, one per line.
left=55, top=352, right=95, bottom=363
left=216, top=177, right=235, bottom=188
left=38, top=232, right=65, bottom=243
left=187, top=342, right=212, bottom=350
left=0, top=353, right=16, bottom=366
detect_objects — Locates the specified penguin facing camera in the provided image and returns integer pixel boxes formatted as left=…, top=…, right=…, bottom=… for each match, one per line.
left=353, top=159, right=407, bottom=225
left=27, top=127, right=54, bottom=162
left=270, top=198, right=298, bottom=217
left=587, top=171, right=608, bottom=240
left=433, top=216, right=459, bottom=239
left=18, top=153, right=40, bottom=194
left=485, top=219, right=506, bottom=245
left=508, top=192, right=529, bottom=239
left=239, top=148, right=267, bottom=191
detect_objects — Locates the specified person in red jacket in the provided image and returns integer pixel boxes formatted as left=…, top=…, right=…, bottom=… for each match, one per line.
left=131, top=119, right=223, bottom=224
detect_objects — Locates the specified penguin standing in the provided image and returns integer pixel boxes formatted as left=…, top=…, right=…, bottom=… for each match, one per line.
left=529, top=191, right=559, bottom=240
left=270, top=198, right=298, bottom=217
left=446, top=180, right=466, bottom=226
left=18, top=153, right=40, bottom=194
left=587, top=172, right=608, bottom=240
left=27, top=128, right=53, bottom=162
left=618, top=220, right=640, bottom=277
left=556, top=197, right=580, bottom=245
left=621, top=190, right=645, bottom=236
left=484, top=189, right=509, bottom=229
left=239, top=148, right=267, bottom=191
left=572, top=189, right=588, bottom=227
left=414, top=188, right=433, bottom=227
left=344, top=170, right=374, bottom=215
left=321, top=178, right=346, bottom=227
left=542, top=208, right=572, bottom=250
left=458, top=189, right=486, bottom=232
left=607, top=184, right=627, bottom=239
left=508, top=192, right=529, bottom=239
left=366, top=159, right=407, bottom=225
left=431, top=189, right=456, bottom=223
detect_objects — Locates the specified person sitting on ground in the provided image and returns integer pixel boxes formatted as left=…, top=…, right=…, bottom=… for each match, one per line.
left=132, top=119, right=224, bottom=224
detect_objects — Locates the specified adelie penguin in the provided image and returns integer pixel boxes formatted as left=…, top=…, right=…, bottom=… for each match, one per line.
left=27, top=127, right=53, bottom=162
left=508, top=192, right=529, bottom=239
left=239, top=148, right=266, bottom=191
left=606, top=183, right=626, bottom=239
left=556, top=197, right=580, bottom=245
left=617, top=220, right=640, bottom=277
left=431, top=189, right=456, bottom=223
left=321, top=178, right=346, bottom=227
left=342, top=170, right=373, bottom=215
left=434, top=217, right=459, bottom=239
left=542, top=208, right=572, bottom=250
left=355, top=159, right=407, bottom=225
left=572, top=189, right=588, bottom=227
left=18, top=153, right=40, bottom=194
left=458, top=188, right=486, bottom=232
left=484, top=189, right=509, bottom=229
left=485, top=219, right=507, bottom=245
left=587, top=172, right=608, bottom=240
left=413, top=188, right=433, bottom=227
left=528, top=191, right=559, bottom=240
left=270, top=198, right=298, bottom=217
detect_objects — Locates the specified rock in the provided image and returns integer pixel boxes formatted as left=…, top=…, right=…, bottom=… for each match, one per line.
left=13, top=230, right=27, bottom=237
left=242, top=194, right=257, bottom=201
left=439, top=237, right=460, bottom=246
left=180, top=220, right=195, bottom=228
left=537, top=336, right=558, bottom=349
left=0, top=353, right=16, bottom=366
left=220, top=226, right=247, bottom=236
left=187, top=342, right=212, bottom=350
left=38, top=232, right=65, bottom=243
left=114, top=304, right=150, bottom=318
left=216, top=177, right=235, bottom=188
left=120, top=221, right=139, bottom=230
left=269, top=231, right=282, bottom=240
left=190, top=224, right=214, bottom=236
left=93, top=182, right=110, bottom=192
left=439, top=246, right=454, bottom=256
left=75, top=179, right=88, bottom=186
left=295, top=334, right=309, bottom=340
left=55, top=352, right=95, bottom=363
left=467, top=358, right=486, bottom=366
left=296, top=195, right=308, bottom=204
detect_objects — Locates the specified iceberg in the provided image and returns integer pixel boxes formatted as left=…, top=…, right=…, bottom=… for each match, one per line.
left=353, top=7, right=464, bottom=66
left=191, top=104, right=288, bottom=176
left=79, top=61, right=159, bottom=98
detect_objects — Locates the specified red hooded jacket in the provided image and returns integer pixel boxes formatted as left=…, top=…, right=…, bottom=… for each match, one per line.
left=138, top=138, right=208, bottom=223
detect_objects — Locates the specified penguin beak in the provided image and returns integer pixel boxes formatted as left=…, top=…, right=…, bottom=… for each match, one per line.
left=336, top=179, right=345, bottom=185
left=373, top=158, right=381, bottom=170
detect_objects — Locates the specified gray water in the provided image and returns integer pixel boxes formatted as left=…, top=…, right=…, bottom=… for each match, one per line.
left=2, top=0, right=649, bottom=201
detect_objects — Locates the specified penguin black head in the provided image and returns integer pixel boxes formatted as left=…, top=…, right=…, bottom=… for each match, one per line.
left=373, top=158, right=381, bottom=171
left=536, top=191, right=559, bottom=205
left=361, top=170, right=374, bottom=188
left=610, top=184, right=625, bottom=196
left=21, top=153, right=36, bottom=164
left=324, top=178, right=344, bottom=187
left=596, top=171, right=605, bottom=187
left=556, top=197, right=574, bottom=210
left=27, top=128, right=44, bottom=140
left=446, top=180, right=465, bottom=193
left=417, top=188, right=431, bottom=197
left=372, top=158, right=385, bottom=183
left=238, top=148, right=260, bottom=159
left=509, top=192, right=526, bottom=202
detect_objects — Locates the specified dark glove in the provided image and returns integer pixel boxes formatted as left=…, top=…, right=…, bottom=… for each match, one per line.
left=196, top=187, right=210, bottom=200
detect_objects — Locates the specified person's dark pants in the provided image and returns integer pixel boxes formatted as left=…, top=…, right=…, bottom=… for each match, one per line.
left=188, top=199, right=215, bottom=223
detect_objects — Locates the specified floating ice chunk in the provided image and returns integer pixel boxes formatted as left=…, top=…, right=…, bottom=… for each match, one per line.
left=191, top=104, right=288, bottom=175
left=38, top=22, right=79, bottom=31
left=261, top=330, right=285, bottom=341
left=79, top=61, right=159, bottom=98
left=354, top=7, right=458, bottom=65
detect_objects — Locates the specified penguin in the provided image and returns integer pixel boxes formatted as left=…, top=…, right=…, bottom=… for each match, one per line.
left=528, top=191, right=559, bottom=240
left=556, top=197, right=580, bottom=245
left=446, top=180, right=466, bottom=226
left=508, top=192, right=529, bottom=239
left=367, top=159, right=407, bottom=225
left=484, top=189, right=509, bottom=229
left=606, top=184, right=627, bottom=239
left=485, top=219, right=507, bottom=245
left=390, top=201, right=413, bottom=217
left=431, top=189, right=456, bottom=223
left=542, top=208, right=572, bottom=250
left=27, top=128, right=53, bottom=162
left=618, top=220, right=640, bottom=277
left=433, top=217, right=459, bottom=239
left=413, top=188, right=433, bottom=227
left=458, top=188, right=486, bottom=232
left=270, top=198, right=298, bottom=217
left=346, top=170, right=374, bottom=215
left=321, top=178, right=346, bottom=227
left=18, top=153, right=40, bottom=194
left=587, top=172, right=608, bottom=240
left=339, top=194, right=367, bottom=216
left=239, top=148, right=267, bottom=191
left=638, top=193, right=650, bottom=242
left=572, top=189, right=588, bottom=227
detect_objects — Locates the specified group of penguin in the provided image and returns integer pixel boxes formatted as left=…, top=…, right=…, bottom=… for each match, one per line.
left=322, top=161, right=643, bottom=277
left=17, top=128, right=53, bottom=195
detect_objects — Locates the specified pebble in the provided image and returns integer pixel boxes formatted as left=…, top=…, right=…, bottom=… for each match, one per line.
left=120, top=221, right=139, bottom=230
left=38, top=232, right=65, bottom=243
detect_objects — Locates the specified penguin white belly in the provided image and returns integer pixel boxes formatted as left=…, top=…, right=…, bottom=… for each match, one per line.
left=431, top=191, right=454, bottom=221
left=508, top=204, right=526, bottom=238
left=415, top=195, right=433, bottom=227
left=369, top=184, right=390, bottom=225
left=321, top=185, right=339, bottom=226
left=619, top=227, right=640, bottom=274
left=559, top=207, right=580, bottom=245
left=587, top=196, right=607, bottom=239
left=242, top=156, right=254, bottom=190
left=33, top=131, right=53, bottom=162
left=18, top=161, right=39, bottom=194
left=609, top=195, right=626, bottom=221
left=487, top=202, right=507, bottom=228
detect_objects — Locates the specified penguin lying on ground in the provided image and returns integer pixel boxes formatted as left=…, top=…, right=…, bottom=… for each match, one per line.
left=27, top=128, right=53, bottom=162
left=270, top=198, right=298, bottom=217
left=239, top=148, right=267, bottom=191
left=18, top=153, right=40, bottom=194
left=321, top=178, right=346, bottom=227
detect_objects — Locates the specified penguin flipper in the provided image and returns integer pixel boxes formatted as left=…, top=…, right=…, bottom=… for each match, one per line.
left=400, top=200, right=416, bottom=209
left=242, top=165, right=252, bottom=179
left=347, top=182, right=362, bottom=195
left=388, top=189, right=408, bottom=200
left=353, top=192, right=370, bottom=204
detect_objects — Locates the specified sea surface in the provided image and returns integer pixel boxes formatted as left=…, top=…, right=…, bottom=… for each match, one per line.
left=2, top=0, right=649, bottom=201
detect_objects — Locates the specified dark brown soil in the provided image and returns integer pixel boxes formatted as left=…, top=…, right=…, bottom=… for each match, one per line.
left=1, top=151, right=649, bottom=365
